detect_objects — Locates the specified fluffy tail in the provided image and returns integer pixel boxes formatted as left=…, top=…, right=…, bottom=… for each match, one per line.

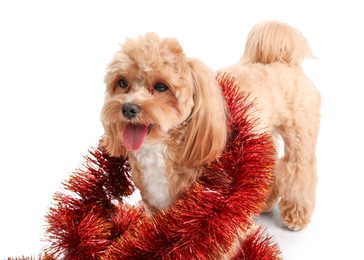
left=240, top=21, right=314, bottom=65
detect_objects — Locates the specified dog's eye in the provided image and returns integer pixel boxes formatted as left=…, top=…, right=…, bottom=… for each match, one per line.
left=154, top=83, right=168, bottom=92
left=118, top=79, right=129, bottom=88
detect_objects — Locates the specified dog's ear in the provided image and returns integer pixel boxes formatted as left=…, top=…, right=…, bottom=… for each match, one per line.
left=178, top=59, right=227, bottom=166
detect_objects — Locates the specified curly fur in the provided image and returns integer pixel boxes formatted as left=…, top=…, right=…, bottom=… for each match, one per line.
left=222, top=21, right=321, bottom=230
left=101, top=32, right=227, bottom=213
left=100, top=20, right=320, bottom=232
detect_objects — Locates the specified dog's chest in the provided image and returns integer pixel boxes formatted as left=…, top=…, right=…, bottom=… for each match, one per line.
left=133, top=144, right=172, bottom=209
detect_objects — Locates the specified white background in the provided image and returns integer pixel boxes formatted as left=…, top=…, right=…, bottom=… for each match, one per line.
left=1, top=1, right=363, bottom=259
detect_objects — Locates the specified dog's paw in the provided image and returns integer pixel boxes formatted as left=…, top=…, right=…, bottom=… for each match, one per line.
left=279, top=200, right=310, bottom=231
left=282, top=218, right=307, bottom=231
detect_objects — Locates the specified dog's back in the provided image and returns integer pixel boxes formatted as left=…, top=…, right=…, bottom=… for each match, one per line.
left=223, top=21, right=320, bottom=131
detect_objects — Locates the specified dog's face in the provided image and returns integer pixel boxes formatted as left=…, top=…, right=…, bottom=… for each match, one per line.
left=101, top=33, right=227, bottom=166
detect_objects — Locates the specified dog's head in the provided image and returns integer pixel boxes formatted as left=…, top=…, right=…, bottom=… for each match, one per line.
left=101, top=33, right=227, bottom=166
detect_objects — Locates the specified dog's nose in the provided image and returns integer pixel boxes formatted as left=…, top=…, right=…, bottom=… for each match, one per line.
left=122, top=103, right=140, bottom=119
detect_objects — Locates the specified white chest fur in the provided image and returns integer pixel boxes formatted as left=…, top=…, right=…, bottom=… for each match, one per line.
left=133, top=144, right=172, bottom=209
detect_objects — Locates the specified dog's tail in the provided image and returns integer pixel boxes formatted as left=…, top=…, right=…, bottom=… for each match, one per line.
left=240, top=21, right=314, bottom=65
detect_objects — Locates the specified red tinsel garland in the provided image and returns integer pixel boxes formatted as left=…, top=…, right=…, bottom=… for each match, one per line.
left=41, top=74, right=281, bottom=259
left=233, top=226, right=281, bottom=260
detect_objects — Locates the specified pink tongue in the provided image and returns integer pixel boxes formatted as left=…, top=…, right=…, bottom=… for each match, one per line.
left=122, top=123, right=148, bottom=150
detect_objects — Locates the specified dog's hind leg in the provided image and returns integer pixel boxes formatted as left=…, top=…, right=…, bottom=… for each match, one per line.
left=262, top=132, right=283, bottom=213
left=262, top=182, right=279, bottom=213
left=275, top=112, right=320, bottom=230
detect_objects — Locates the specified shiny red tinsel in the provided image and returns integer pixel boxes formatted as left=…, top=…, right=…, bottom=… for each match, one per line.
left=233, top=226, right=281, bottom=260
left=43, top=74, right=281, bottom=259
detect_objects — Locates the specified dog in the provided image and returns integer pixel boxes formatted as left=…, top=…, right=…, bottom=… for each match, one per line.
left=100, top=32, right=227, bottom=214
left=222, top=21, right=321, bottom=230
left=100, top=21, right=320, bottom=232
